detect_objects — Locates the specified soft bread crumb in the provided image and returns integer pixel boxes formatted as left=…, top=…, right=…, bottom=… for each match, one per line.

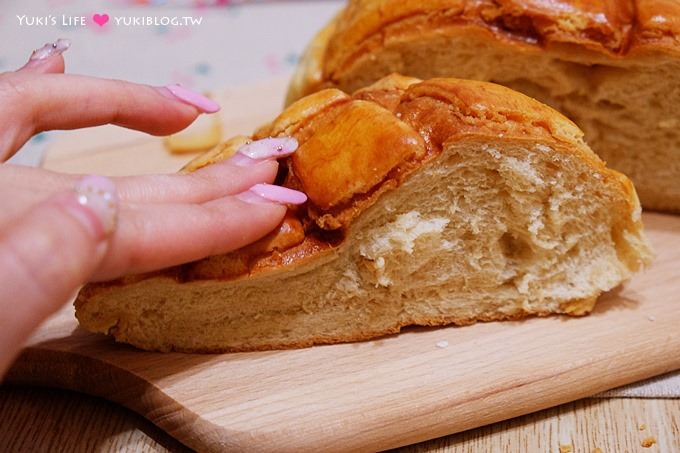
left=360, top=211, right=450, bottom=255
left=359, top=211, right=450, bottom=287
left=329, top=269, right=366, bottom=299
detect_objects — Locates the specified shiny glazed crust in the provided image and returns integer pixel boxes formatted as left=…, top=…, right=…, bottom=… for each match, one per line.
left=288, top=0, right=680, bottom=101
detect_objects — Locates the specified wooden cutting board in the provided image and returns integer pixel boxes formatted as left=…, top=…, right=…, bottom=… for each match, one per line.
left=7, top=77, right=680, bottom=452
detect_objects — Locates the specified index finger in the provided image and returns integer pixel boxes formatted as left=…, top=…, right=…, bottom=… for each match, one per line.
left=0, top=72, right=219, bottom=159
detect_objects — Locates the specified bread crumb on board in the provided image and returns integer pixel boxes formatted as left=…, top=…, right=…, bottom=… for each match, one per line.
left=592, top=448, right=604, bottom=453
left=559, top=444, right=573, bottom=453
left=639, top=423, right=647, bottom=431
left=641, top=436, right=657, bottom=448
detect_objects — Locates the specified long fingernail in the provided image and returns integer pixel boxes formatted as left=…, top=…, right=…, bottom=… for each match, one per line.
left=30, top=38, right=71, bottom=61
left=237, top=184, right=307, bottom=205
left=73, top=175, right=118, bottom=237
left=158, top=84, right=221, bottom=113
left=227, top=137, right=298, bottom=167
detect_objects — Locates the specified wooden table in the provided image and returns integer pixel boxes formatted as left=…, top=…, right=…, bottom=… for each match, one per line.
left=1, top=384, right=677, bottom=451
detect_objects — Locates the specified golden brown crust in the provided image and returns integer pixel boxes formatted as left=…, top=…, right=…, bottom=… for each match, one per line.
left=289, top=0, right=680, bottom=101
left=634, top=0, right=680, bottom=49
left=396, top=77, right=586, bottom=148
left=330, top=0, right=678, bottom=58
left=473, top=0, right=635, bottom=52
left=287, top=100, right=425, bottom=211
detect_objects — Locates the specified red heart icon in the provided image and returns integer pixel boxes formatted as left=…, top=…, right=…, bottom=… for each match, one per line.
left=93, top=13, right=109, bottom=26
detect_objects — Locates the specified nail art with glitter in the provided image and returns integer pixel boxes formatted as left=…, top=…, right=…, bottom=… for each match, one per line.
left=227, top=137, right=298, bottom=167
left=30, top=38, right=71, bottom=61
left=74, top=175, right=119, bottom=236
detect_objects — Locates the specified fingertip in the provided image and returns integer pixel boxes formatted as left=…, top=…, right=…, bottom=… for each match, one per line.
left=197, top=156, right=280, bottom=182
left=49, top=54, right=66, bottom=74
left=197, top=158, right=283, bottom=198
left=234, top=200, right=289, bottom=246
left=233, top=189, right=293, bottom=237
left=19, top=54, right=66, bottom=74
left=200, top=191, right=291, bottom=254
left=157, top=84, right=221, bottom=114
left=237, top=184, right=308, bottom=206
left=133, top=85, right=202, bottom=136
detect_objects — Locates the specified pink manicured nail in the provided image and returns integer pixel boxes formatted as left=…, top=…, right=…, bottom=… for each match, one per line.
left=160, top=84, right=220, bottom=113
left=239, top=137, right=298, bottom=159
left=237, top=184, right=307, bottom=205
left=30, top=38, right=71, bottom=61
left=227, top=137, right=299, bottom=167
left=24, top=38, right=71, bottom=68
left=73, top=175, right=118, bottom=236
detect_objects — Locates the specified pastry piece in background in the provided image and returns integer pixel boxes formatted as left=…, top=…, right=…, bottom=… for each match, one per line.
left=286, top=0, right=680, bottom=213
left=75, top=75, right=652, bottom=353
left=164, top=110, right=222, bottom=154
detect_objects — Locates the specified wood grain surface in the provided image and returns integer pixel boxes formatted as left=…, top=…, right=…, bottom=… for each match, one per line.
left=5, top=77, right=679, bottom=452
left=1, top=385, right=678, bottom=452
left=0, top=385, right=188, bottom=453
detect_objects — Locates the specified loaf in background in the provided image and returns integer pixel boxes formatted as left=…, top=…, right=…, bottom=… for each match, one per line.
left=287, top=0, right=680, bottom=213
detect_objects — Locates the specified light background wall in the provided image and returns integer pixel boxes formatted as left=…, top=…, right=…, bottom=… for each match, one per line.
left=2, top=0, right=343, bottom=164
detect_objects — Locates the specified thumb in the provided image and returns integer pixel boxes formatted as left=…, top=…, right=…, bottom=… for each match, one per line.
left=0, top=176, right=116, bottom=374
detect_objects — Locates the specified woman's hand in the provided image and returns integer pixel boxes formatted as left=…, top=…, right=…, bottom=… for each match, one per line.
left=0, top=40, right=306, bottom=375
